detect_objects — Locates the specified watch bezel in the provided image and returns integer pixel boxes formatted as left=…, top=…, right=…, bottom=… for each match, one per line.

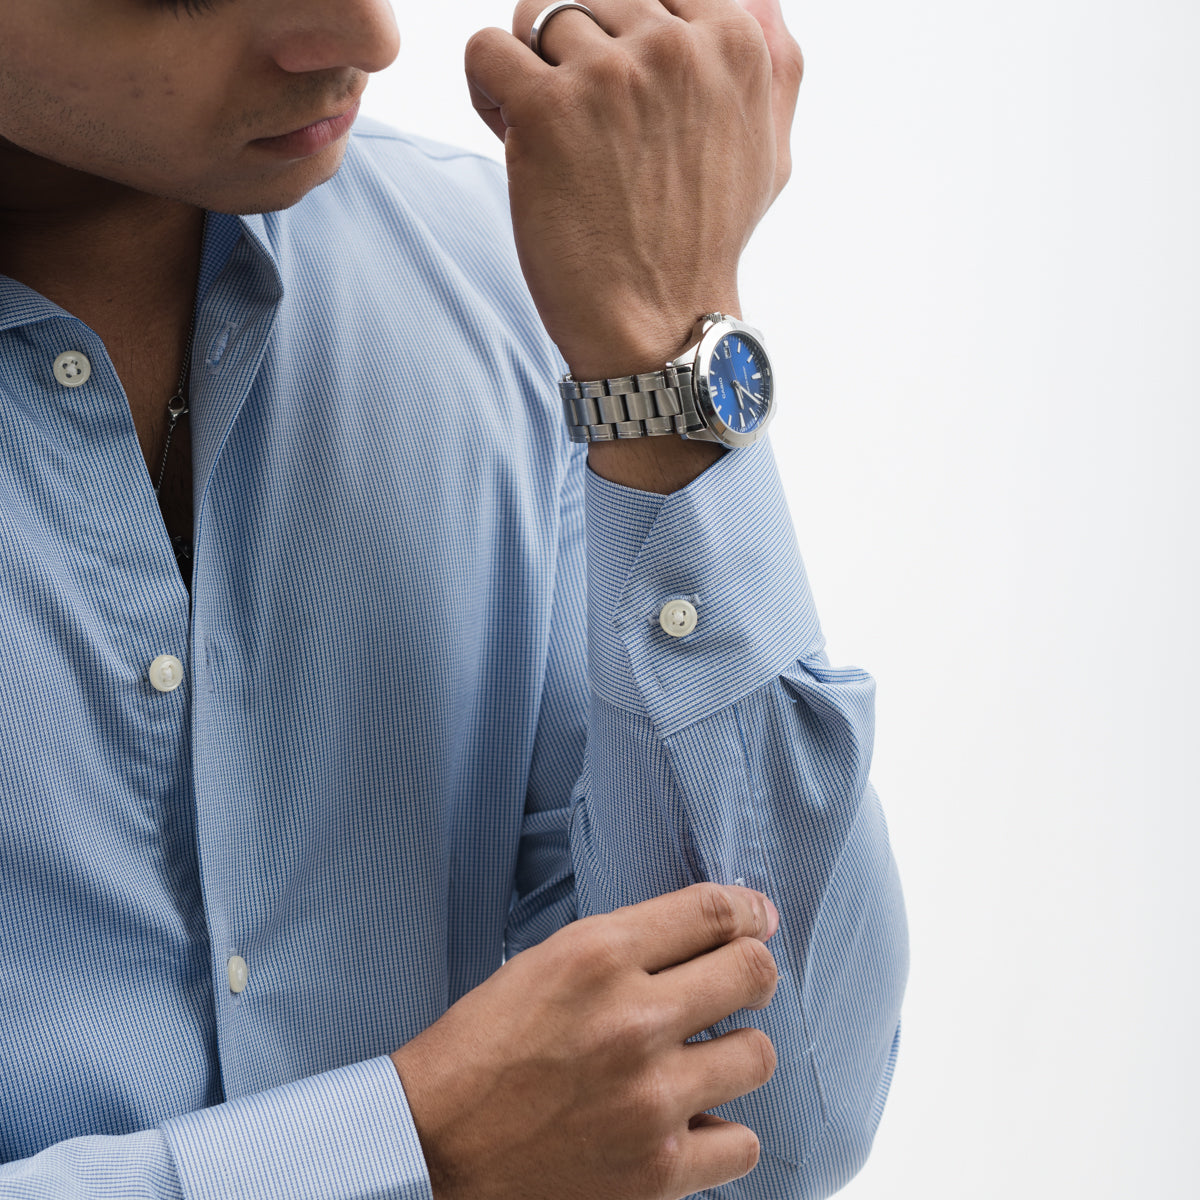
left=687, top=317, right=775, bottom=448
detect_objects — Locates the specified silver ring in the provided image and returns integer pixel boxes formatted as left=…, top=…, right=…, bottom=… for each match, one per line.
left=529, top=2, right=603, bottom=60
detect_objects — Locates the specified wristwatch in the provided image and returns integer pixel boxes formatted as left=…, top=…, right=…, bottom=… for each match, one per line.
left=559, top=313, right=775, bottom=448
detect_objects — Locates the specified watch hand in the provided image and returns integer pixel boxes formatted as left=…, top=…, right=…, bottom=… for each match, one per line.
left=732, top=380, right=761, bottom=406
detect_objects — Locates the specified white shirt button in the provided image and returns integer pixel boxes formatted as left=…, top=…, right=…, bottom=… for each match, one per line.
left=52, top=351, right=92, bottom=388
left=148, top=654, right=184, bottom=693
left=659, top=598, right=698, bottom=638
left=227, top=955, right=248, bottom=995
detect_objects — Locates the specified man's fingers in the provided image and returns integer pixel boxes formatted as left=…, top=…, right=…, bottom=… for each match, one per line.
left=610, top=882, right=779, bottom=973
left=740, top=0, right=804, bottom=103
left=679, top=1113, right=762, bottom=1193
left=657, top=934, right=779, bottom=1036
left=676, top=1026, right=778, bottom=1114
left=530, top=10, right=611, bottom=66
left=513, top=0, right=646, bottom=46
left=464, top=74, right=508, bottom=142
left=514, top=2, right=616, bottom=67
left=464, top=25, right=551, bottom=139
left=735, top=0, right=804, bottom=196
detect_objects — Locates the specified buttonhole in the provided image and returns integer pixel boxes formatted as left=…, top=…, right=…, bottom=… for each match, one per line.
left=206, top=323, right=236, bottom=367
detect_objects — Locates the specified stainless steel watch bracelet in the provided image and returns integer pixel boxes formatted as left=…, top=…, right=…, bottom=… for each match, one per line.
left=559, top=365, right=697, bottom=443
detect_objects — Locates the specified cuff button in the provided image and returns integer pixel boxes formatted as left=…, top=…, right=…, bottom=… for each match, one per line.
left=659, top=598, right=698, bottom=638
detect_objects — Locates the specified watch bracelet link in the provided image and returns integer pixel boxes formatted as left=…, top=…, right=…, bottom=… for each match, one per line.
left=559, top=365, right=697, bottom=443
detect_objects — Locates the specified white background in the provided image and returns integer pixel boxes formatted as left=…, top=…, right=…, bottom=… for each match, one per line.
left=361, top=3, right=1198, bottom=1197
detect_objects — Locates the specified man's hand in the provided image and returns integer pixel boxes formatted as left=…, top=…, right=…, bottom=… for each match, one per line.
left=465, top=0, right=804, bottom=382
left=390, top=883, right=781, bottom=1200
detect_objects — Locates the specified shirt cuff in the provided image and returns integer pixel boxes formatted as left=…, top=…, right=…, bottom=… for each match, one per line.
left=585, top=437, right=822, bottom=735
left=160, top=1055, right=433, bottom=1200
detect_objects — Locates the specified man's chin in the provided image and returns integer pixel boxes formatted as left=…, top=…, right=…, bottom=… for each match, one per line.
left=204, top=141, right=350, bottom=215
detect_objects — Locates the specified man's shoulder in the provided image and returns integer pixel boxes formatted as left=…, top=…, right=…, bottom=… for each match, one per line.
left=311, top=115, right=510, bottom=247
left=267, top=115, right=525, bottom=306
left=252, top=116, right=565, bottom=396
left=348, top=115, right=503, bottom=174
left=343, top=115, right=506, bottom=196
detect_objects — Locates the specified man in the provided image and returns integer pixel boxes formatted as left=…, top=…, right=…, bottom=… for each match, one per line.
left=0, top=1, right=907, bottom=1197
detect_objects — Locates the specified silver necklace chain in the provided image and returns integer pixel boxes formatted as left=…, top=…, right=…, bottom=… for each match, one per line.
left=153, top=211, right=208, bottom=499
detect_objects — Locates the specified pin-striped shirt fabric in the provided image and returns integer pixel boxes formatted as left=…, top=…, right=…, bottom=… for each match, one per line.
left=0, top=118, right=908, bottom=1199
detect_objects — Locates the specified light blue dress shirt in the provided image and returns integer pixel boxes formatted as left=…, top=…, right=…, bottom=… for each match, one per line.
left=0, top=118, right=908, bottom=1199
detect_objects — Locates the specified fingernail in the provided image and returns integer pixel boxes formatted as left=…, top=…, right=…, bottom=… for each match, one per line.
left=764, top=896, right=780, bottom=938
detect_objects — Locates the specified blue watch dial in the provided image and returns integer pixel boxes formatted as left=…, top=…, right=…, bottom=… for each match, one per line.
left=705, top=332, right=772, bottom=435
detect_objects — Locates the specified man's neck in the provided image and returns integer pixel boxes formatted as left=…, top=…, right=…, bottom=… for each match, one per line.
left=0, top=135, right=206, bottom=322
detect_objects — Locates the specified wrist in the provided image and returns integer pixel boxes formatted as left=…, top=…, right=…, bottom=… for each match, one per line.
left=558, top=296, right=741, bottom=382
left=563, top=304, right=768, bottom=493
left=390, top=1044, right=468, bottom=1200
left=586, top=437, right=724, bottom=494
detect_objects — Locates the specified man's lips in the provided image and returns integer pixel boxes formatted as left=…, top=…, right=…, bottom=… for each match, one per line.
left=250, top=99, right=362, bottom=157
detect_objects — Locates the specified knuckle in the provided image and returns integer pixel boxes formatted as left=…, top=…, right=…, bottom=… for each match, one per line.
left=745, top=1028, right=778, bottom=1085
left=641, top=17, right=696, bottom=66
left=645, top=1134, right=687, bottom=1196
left=613, top=997, right=661, bottom=1056
left=738, top=1128, right=762, bottom=1178
left=536, top=930, right=584, bottom=989
left=587, top=45, right=641, bottom=94
left=723, top=10, right=770, bottom=58
left=463, top=26, right=504, bottom=73
left=734, top=937, right=778, bottom=999
left=563, top=915, right=624, bottom=978
left=568, top=912, right=606, bottom=951
left=707, top=11, right=771, bottom=78
left=695, top=883, right=742, bottom=944
left=790, top=40, right=806, bottom=86
left=463, top=28, right=486, bottom=63
left=627, top=1064, right=671, bottom=1126
left=776, top=35, right=805, bottom=92
left=511, top=0, right=540, bottom=36
left=580, top=994, right=660, bottom=1069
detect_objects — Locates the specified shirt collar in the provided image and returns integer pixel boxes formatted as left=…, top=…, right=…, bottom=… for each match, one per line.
left=0, top=209, right=284, bottom=337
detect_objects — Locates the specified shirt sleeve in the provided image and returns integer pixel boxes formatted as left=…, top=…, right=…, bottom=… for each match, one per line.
left=513, top=436, right=909, bottom=1199
left=0, top=1057, right=432, bottom=1200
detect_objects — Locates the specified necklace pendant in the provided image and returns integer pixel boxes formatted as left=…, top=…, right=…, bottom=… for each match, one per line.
left=167, top=389, right=188, bottom=421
